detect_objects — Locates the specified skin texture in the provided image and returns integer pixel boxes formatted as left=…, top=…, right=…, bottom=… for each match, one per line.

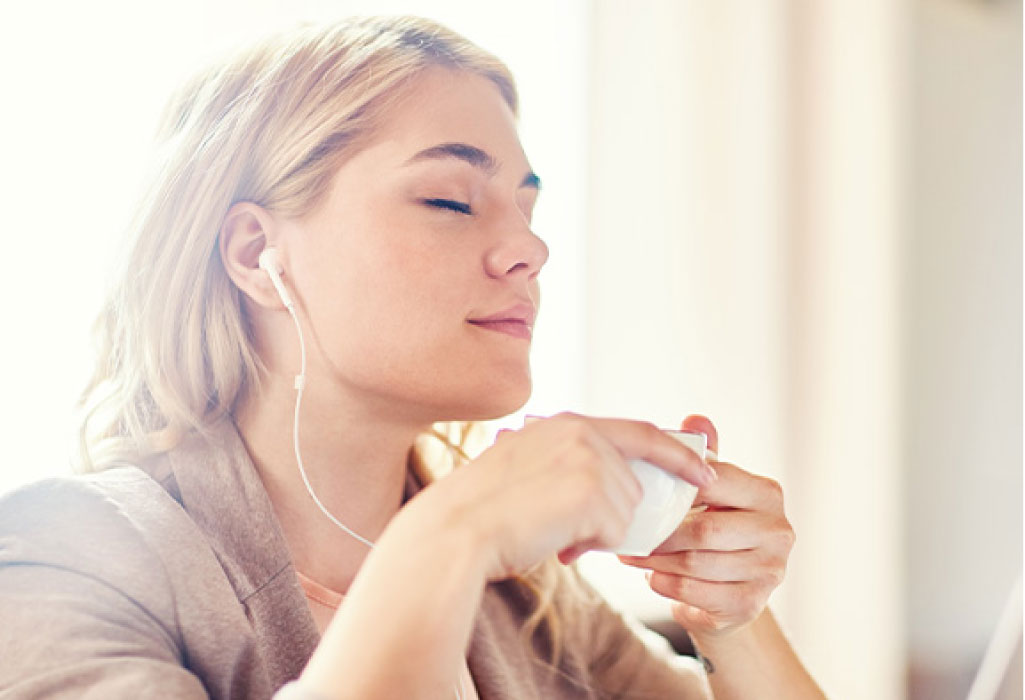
left=220, top=65, right=824, bottom=699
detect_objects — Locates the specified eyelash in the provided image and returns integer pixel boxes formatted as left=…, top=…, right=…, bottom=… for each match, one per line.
left=423, top=198, right=473, bottom=215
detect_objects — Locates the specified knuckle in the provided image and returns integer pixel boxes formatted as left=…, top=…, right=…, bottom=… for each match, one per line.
left=565, top=439, right=593, bottom=465
left=757, top=567, right=784, bottom=591
left=776, top=521, right=797, bottom=551
left=639, top=421, right=663, bottom=442
left=691, top=517, right=718, bottom=545
left=673, top=576, right=692, bottom=600
left=560, top=436, right=598, bottom=472
left=565, top=418, right=594, bottom=445
left=677, top=550, right=699, bottom=575
left=558, top=411, right=586, bottom=427
left=762, top=477, right=785, bottom=502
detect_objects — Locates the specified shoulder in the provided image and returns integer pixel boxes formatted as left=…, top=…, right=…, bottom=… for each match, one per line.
left=0, top=468, right=192, bottom=621
left=0, top=467, right=182, bottom=551
left=0, top=471, right=224, bottom=697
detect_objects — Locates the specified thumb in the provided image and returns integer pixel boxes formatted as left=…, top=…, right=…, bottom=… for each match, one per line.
left=681, top=415, right=719, bottom=456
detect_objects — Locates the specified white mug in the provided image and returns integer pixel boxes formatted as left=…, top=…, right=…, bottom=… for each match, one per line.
left=610, top=430, right=716, bottom=556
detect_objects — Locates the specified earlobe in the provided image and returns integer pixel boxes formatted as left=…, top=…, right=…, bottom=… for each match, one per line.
left=219, top=202, right=287, bottom=309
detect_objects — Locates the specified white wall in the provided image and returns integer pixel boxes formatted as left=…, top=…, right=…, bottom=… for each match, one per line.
left=905, top=0, right=1022, bottom=697
left=783, top=1, right=909, bottom=697
left=581, top=1, right=911, bottom=698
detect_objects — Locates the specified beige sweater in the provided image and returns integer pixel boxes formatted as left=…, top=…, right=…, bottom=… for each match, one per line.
left=0, top=420, right=709, bottom=699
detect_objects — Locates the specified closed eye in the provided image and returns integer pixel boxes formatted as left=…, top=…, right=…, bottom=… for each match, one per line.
left=423, top=198, right=473, bottom=215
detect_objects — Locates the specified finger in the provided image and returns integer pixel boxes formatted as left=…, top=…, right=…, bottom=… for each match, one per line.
left=580, top=415, right=716, bottom=487
left=647, top=510, right=768, bottom=553
left=583, top=424, right=644, bottom=506
left=528, top=415, right=642, bottom=552
left=570, top=435, right=639, bottom=551
left=559, top=533, right=610, bottom=563
left=568, top=428, right=642, bottom=544
left=591, top=492, right=635, bottom=553
left=619, top=548, right=763, bottom=582
left=681, top=415, right=718, bottom=455
left=648, top=572, right=761, bottom=619
left=689, top=460, right=784, bottom=512
left=558, top=543, right=588, bottom=565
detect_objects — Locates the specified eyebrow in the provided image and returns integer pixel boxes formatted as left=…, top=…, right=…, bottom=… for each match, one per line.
left=404, top=142, right=542, bottom=190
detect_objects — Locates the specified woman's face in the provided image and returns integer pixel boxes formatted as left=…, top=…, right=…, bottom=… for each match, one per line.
left=282, top=66, right=548, bottom=424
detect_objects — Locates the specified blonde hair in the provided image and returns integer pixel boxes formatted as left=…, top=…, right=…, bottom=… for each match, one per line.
left=77, top=15, right=577, bottom=671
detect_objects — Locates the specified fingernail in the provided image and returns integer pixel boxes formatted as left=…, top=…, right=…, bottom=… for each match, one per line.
left=644, top=571, right=653, bottom=582
left=523, top=414, right=543, bottom=425
left=704, top=463, right=718, bottom=483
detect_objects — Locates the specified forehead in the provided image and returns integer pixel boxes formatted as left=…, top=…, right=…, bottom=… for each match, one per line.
left=355, top=66, right=529, bottom=174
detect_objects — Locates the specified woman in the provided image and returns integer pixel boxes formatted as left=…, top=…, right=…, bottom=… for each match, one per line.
left=0, top=16, right=825, bottom=699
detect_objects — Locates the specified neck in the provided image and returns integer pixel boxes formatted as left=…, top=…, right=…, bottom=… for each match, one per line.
left=234, top=373, right=429, bottom=594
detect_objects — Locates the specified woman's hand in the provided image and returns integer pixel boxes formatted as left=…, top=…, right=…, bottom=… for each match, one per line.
left=438, top=413, right=717, bottom=581
left=618, top=415, right=795, bottom=640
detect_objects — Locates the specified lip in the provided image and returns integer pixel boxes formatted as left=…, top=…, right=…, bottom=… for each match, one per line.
left=467, top=302, right=536, bottom=340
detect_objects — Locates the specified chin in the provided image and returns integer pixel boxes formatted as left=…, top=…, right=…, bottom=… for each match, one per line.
left=434, top=377, right=532, bottom=422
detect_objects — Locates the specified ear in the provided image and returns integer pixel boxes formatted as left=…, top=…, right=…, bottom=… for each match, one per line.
left=219, top=202, right=288, bottom=309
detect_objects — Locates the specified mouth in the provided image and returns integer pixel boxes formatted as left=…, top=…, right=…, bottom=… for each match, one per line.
left=467, top=302, right=536, bottom=341
left=467, top=318, right=532, bottom=340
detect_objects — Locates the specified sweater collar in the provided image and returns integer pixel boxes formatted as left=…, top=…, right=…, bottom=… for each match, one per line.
left=162, top=417, right=297, bottom=602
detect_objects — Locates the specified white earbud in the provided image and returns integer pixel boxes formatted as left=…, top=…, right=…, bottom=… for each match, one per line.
left=258, top=248, right=295, bottom=309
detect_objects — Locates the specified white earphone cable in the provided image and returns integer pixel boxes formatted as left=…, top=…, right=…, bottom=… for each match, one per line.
left=282, top=297, right=464, bottom=700
left=285, top=302, right=377, bottom=549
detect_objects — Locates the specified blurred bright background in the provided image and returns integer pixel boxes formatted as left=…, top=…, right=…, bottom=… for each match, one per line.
left=0, top=1, right=1020, bottom=698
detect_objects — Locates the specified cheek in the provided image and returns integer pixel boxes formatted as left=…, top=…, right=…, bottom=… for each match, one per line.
left=313, top=230, right=475, bottom=356
left=372, top=235, right=471, bottom=319
left=373, top=213, right=487, bottom=305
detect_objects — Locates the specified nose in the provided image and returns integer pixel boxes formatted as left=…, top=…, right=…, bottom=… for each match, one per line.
left=483, top=219, right=549, bottom=280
